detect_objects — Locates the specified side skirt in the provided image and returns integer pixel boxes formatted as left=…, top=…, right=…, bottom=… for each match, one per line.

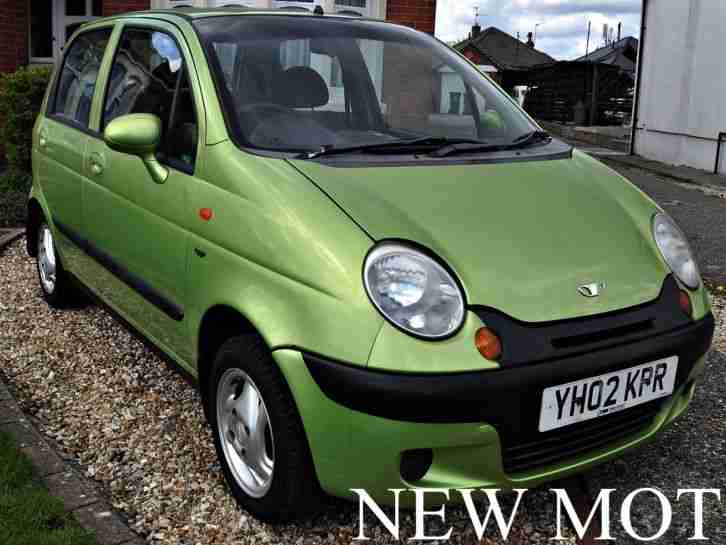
left=54, top=220, right=184, bottom=322
left=67, top=271, right=199, bottom=389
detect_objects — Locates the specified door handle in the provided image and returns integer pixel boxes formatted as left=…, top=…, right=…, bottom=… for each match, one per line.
left=38, top=130, right=49, bottom=148
left=88, top=152, right=105, bottom=176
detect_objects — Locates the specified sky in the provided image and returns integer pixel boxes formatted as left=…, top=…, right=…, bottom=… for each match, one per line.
left=435, top=0, right=642, bottom=60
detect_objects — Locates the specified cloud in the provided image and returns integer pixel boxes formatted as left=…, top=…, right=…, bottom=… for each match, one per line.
left=435, top=0, right=641, bottom=59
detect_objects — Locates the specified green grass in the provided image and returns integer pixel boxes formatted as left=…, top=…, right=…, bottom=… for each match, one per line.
left=0, top=430, right=98, bottom=545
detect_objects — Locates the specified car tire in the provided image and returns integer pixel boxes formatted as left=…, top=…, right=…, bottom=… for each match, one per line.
left=207, top=335, right=322, bottom=522
left=36, top=221, right=77, bottom=308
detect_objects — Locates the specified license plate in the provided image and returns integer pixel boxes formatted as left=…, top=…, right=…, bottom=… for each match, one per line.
left=538, top=356, right=678, bottom=433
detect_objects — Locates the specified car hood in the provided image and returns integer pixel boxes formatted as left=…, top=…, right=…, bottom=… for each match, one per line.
left=289, top=150, right=670, bottom=322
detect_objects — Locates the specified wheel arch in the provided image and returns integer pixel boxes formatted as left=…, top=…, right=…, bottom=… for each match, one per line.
left=26, top=197, right=45, bottom=257
left=196, top=304, right=268, bottom=398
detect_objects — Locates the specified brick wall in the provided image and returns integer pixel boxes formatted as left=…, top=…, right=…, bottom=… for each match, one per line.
left=386, top=0, right=436, bottom=34
left=103, top=0, right=151, bottom=16
left=0, top=0, right=28, bottom=74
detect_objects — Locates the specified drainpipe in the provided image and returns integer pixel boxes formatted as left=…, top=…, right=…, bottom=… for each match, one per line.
left=715, top=132, right=726, bottom=175
left=629, top=0, right=647, bottom=155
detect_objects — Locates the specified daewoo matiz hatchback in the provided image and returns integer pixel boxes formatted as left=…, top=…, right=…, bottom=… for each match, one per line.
left=29, top=7, right=714, bottom=522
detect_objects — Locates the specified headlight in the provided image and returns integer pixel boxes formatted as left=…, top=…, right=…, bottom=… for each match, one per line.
left=363, top=243, right=465, bottom=339
left=652, top=213, right=700, bottom=289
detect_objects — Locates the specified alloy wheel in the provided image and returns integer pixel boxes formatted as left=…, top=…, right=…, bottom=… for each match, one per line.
left=216, top=368, right=275, bottom=498
left=37, top=224, right=57, bottom=294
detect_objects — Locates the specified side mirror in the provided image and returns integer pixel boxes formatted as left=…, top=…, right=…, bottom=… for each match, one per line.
left=104, top=113, right=169, bottom=184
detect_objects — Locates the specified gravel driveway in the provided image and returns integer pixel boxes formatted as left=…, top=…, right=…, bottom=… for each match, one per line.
left=0, top=240, right=576, bottom=544
left=1, top=210, right=724, bottom=544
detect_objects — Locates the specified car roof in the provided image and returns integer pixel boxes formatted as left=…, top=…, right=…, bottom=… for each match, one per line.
left=98, top=7, right=383, bottom=24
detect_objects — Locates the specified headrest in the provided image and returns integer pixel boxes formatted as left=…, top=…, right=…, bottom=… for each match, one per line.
left=273, top=67, right=329, bottom=108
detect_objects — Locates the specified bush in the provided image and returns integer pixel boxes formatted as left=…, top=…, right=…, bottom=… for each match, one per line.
left=0, top=169, right=32, bottom=227
left=0, top=66, right=52, bottom=172
left=0, top=66, right=50, bottom=227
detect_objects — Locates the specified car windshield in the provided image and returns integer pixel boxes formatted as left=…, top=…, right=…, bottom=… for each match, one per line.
left=194, top=15, right=537, bottom=155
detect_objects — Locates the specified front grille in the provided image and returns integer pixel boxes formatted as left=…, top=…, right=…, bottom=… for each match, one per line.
left=472, top=275, right=690, bottom=367
left=501, top=401, right=663, bottom=475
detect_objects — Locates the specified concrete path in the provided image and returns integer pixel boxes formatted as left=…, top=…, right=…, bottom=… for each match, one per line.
left=590, top=153, right=726, bottom=190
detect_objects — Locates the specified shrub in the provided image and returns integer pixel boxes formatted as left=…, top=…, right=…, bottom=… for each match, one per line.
left=0, top=66, right=52, bottom=172
left=0, top=169, right=32, bottom=227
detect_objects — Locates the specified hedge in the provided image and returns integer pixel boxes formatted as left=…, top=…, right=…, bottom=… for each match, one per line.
left=0, top=169, right=32, bottom=227
left=0, top=66, right=52, bottom=172
left=0, top=66, right=52, bottom=227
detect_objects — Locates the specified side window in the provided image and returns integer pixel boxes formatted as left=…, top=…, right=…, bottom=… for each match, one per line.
left=102, top=28, right=198, bottom=168
left=51, top=28, right=112, bottom=127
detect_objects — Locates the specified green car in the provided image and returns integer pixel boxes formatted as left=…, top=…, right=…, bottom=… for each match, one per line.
left=29, top=8, right=714, bottom=522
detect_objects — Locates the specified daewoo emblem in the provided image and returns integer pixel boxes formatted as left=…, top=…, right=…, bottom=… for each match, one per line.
left=578, top=282, right=605, bottom=298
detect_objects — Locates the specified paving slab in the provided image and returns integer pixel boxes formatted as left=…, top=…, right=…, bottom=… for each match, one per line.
left=45, top=470, right=101, bottom=511
left=0, top=228, right=24, bottom=250
left=19, top=439, right=66, bottom=477
left=0, top=419, right=42, bottom=447
left=73, top=502, right=138, bottom=545
left=0, top=399, right=25, bottom=424
left=0, top=382, right=12, bottom=401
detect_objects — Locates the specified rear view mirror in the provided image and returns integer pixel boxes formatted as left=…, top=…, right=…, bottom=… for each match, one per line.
left=104, top=113, right=169, bottom=184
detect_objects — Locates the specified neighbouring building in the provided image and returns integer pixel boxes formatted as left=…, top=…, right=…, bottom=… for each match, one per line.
left=0, top=0, right=436, bottom=74
left=575, top=36, right=638, bottom=79
left=633, top=0, right=726, bottom=174
left=524, top=37, right=638, bottom=127
left=454, top=25, right=554, bottom=92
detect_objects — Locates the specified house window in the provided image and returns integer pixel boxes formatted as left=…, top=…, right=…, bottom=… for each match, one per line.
left=449, top=92, right=461, bottom=115
left=29, top=0, right=102, bottom=64
left=330, top=57, right=343, bottom=87
left=30, top=0, right=54, bottom=61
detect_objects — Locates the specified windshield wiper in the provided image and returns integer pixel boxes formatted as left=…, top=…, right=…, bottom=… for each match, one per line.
left=509, top=130, right=552, bottom=147
left=428, top=130, right=552, bottom=158
left=297, top=137, right=488, bottom=160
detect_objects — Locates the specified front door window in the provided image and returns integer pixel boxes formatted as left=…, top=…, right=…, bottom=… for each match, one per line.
left=29, top=0, right=102, bottom=64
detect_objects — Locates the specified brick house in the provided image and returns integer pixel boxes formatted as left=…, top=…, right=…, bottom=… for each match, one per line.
left=454, top=25, right=553, bottom=92
left=0, top=0, right=436, bottom=74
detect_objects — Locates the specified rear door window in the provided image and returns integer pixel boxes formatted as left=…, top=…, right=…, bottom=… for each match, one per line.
left=50, top=28, right=112, bottom=128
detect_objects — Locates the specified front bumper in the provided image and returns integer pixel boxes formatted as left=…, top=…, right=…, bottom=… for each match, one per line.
left=274, top=312, right=714, bottom=504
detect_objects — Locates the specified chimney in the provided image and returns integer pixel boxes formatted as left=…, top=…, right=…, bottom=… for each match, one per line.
left=471, top=23, right=482, bottom=38
left=526, top=31, right=535, bottom=48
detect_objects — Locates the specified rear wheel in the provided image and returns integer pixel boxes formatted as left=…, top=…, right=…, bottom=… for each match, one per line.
left=36, top=222, right=77, bottom=308
left=207, top=335, right=321, bottom=522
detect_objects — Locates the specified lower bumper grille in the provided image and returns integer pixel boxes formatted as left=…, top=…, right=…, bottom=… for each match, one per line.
left=501, top=400, right=663, bottom=475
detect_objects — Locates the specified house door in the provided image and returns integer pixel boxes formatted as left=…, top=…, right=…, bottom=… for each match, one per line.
left=29, top=0, right=102, bottom=64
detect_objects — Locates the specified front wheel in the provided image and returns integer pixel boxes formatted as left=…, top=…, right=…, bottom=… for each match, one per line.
left=207, top=335, right=321, bottom=522
left=36, top=222, right=77, bottom=308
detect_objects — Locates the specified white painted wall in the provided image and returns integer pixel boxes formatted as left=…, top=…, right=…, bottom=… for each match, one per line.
left=634, top=0, right=726, bottom=174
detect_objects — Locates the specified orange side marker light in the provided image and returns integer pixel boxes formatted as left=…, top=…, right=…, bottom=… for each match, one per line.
left=475, top=327, right=502, bottom=361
